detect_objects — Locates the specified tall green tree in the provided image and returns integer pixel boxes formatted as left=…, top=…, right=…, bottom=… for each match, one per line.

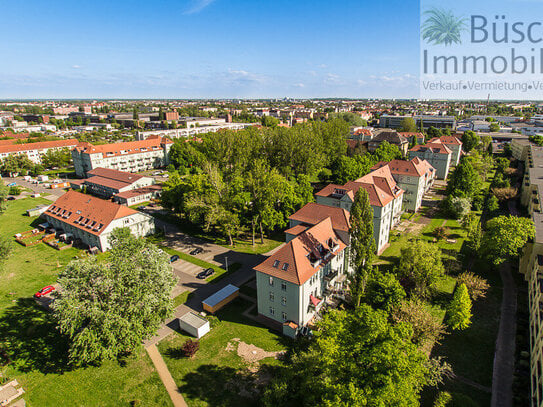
left=53, top=228, right=175, bottom=365
left=461, top=130, right=480, bottom=153
left=446, top=158, right=481, bottom=199
left=349, top=188, right=375, bottom=306
left=396, top=240, right=445, bottom=297
left=447, top=283, right=472, bottom=330
left=399, top=117, right=417, bottom=132
left=482, top=215, right=535, bottom=265
left=364, top=271, right=406, bottom=312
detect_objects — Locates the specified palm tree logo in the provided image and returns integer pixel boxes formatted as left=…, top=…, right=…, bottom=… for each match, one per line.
left=422, top=7, right=467, bottom=46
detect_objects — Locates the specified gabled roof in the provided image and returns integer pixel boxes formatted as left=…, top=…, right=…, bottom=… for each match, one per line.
left=87, top=167, right=144, bottom=183
left=289, top=202, right=350, bottom=233
left=74, top=136, right=172, bottom=157
left=44, top=190, right=139, bottom=236
left=370, top=130, right=408, bottom=145
left=254, top=218, right=346, bottom=285
left=371, top=158, right=435, bottom=177
left=410, top=142, right=452, bottom=154
left=0, top=139, right=78, bottom=154
left=428, top=136, right=462, bottom=145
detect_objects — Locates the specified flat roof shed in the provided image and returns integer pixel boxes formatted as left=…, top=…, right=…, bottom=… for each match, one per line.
left=202, top=284, right=239, bottom=314
left=178, top=311, right=210, bottom=339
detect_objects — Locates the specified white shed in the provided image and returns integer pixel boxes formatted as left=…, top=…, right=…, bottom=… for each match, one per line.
left=178, top=312, right=210, bottom=339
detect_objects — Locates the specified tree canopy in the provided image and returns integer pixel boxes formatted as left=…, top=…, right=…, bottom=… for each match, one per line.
left=482, top=215, right=535, bottom=265
left=53, top=228, right=176, bottom=365
left=263, top=305, right=433, bottom=406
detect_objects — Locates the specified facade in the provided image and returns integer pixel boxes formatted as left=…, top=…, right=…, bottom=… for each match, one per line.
left=409, top=143, right=452, bottom=179
left=512, top=139, right=532, bottom=161
left=517, top=144, right=543, bottom=406
left=71, top=135, right=173, bottom=177
left=81, top=167, right=155, bottom=199
left=315, top=165, right=404, bottom=253
left=0, top=139, right=78, bottom=165
left=254, top=218, right=351, bottom=337
left=428, top=136, right=463, bottom=166
left=379, top=114, right=456, bottom=130
left=43, top=190, right=155, bottom=252
left=367, top=130, right=409, bottom=156
left=113, top=184, right=162, bottom=206
left=371, top=157, right=436, bottom=212
left=135, top=123, right=252, bottom=140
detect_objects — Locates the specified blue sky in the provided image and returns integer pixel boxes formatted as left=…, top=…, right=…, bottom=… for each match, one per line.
left=0, top=0, right=420, bottom=99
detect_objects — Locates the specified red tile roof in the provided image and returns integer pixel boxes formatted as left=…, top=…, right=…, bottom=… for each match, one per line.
left=87, top=167, right=144, bottom=184
left=74, top=136, right=172, bottom=157
left=410, top=142, right=452, bottom=154
left=428, top=136, right=462, bottom=145
left=44, top=190, right=138, bottom=236
left=254, top=218, right=346, bottom=285
left=114, top=184, right=162, bottom=199
left=284, top=224, right=310, bottom=237
left=0, top=139, right=78, bottom=154
left=372, top=158, right=435, bottom=177
left=289, top=203, right=350, bottom=233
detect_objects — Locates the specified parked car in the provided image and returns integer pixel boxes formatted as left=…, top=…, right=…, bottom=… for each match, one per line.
left=190, top=247, right=203, bottom=255
left=170, top=255, right=180, bottom=263
left=34, top=285, right=55, bottom=298
left=6, top=196, right=16, bottom=200
left=197, top=268, right=215, bottom=279
left=7, top=182, right=16, bottom=187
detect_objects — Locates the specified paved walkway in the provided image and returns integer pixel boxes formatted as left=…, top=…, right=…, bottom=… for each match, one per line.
left=491, top=262, right=517, bottom=407
left=146, top=344, right=188, bottom=407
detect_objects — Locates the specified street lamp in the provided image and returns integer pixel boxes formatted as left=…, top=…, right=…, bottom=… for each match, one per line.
left=225, top=256, right=228, bottom=272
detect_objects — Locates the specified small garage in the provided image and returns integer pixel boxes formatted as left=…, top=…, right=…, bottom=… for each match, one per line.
left=178, top=312, right=210, bottom=339
left=202, top=284, right=239, bottom=314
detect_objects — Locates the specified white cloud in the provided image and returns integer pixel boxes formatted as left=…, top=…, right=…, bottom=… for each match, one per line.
left=72, top=65, right=81, bottom=69
left=184, top=0, right=216, bottom=15
left=325, top=73, right=341, bottom=84
left=293, top=83, right=305, bottom=88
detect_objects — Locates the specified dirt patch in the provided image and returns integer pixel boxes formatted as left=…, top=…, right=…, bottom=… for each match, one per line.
left=225, top=338, right=284, bottom=367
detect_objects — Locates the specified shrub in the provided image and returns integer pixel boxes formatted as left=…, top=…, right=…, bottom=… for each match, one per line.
left=364, top=272, right=406, bottom=312
left=433, top=391, right=452, bottom=407
left=181, top=339, right=200, bottom=358
left=8, top=186, right=21, bottom=195
left=457, top=272, right=489, bottom=301
left=447, top=284, right=472, bottom=330
left=392, top=300, right=446, bottom=346
left=434, top=226, right=448, bottom=241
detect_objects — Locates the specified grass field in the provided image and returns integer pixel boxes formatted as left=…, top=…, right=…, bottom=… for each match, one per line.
left=158, top=298, right=286, bottom=407
left=0, top=197, right=171, bottom=406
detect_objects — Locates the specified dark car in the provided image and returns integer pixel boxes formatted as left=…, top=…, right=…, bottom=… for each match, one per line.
left=6, top=196, right=16, bottom=200
left=190, top=247, right=203, bottom=255
left=170, top=255, right=180, bottom=263
left=197, top=268, right=215, bottom=279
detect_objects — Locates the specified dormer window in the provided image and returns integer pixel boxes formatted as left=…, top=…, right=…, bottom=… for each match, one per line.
left=272, top=260, right=280, bottom=268
left=282, top=263, right=289, bottom=271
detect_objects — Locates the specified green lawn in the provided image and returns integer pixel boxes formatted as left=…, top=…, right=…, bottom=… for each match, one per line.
left=158, top=297, right=286, bottom=407
left=0, top=197, right=172, bottom=406
left=173, top=291, right=194, bottom=307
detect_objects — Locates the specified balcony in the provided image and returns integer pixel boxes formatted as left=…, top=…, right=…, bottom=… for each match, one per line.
left=324, top=269, right=339, bottom=282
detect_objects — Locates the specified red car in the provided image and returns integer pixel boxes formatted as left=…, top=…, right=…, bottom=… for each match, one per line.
left=34, top=285, right=55, bottom=298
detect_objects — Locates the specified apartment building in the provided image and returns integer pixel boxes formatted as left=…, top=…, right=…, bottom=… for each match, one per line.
left=135, top=122, right=252, bottom=140
left=254, top=218, right=351, bottom=338
left=315, top=165, right=404, bottom=253
left=409, top=142, right=452, bottom=179
left=71, top=135, right=173, bottom=177
left=0, top=139, right=78, bottom=165
left=371, top=157, right=436, bottom=212
left=518, top=144, right=543, bottom=407
left=43, top=190, right=155, bottom=252
left=379, top=114, right=456, bottom=130
left=77, top=167, right=155, bottom=199
left=427, top=136, right=463, bottom=166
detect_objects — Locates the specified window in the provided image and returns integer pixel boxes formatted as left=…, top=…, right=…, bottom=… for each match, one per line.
left=269, top=307, right=275, bottom=316
left=282, top=263, right=289, bottom=271
left=281, top=296, right=287, bottom=306
left=269, top=292, right=274, bottom=302
left=272, top=260, right=280, bottom=268
left=282, top=312, right=287, bottom=321
left=281, top=282, right=287, bottom=291
left=269, top=276, right=274, bottom=286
